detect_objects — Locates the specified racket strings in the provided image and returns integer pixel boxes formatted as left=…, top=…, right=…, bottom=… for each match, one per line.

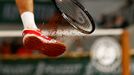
left=63, top=8, right=91, bottom=31
left=56, top=0, right=75, bottom=18
left=55, top=0, right=94, bottom=33
left=76, top=11, right=92, bottom=30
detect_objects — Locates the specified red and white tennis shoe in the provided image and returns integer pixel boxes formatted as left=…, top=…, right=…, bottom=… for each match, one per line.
left=22, top=29, right=66, bottom=57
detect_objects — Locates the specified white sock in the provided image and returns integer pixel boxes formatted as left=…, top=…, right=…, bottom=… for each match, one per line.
left=21, top=12, right=38, bottom=29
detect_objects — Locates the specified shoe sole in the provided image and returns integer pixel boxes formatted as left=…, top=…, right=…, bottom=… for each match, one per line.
left=23, top=34, right=66, bottom=57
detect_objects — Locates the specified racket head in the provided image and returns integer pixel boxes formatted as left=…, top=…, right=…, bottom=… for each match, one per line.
left=53, top=0, right=95, bottom=34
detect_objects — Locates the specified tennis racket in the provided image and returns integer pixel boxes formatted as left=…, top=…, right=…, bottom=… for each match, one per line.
left=53, top=0, right=95, bottom=34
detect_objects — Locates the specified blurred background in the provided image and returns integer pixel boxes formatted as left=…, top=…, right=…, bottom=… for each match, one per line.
left=0, top=0, right=134, bottom=75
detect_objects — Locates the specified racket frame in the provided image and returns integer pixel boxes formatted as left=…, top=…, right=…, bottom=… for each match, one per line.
left=52, top=0, right=95, bottom=34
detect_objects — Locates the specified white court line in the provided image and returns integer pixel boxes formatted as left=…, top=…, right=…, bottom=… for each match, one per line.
left=0, top=29, right=123, bottom=37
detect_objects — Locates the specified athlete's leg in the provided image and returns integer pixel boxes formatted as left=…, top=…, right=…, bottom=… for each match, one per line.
left=16, top=0, right=37, bottom=29
left=16, top=0, right=66, bottom=57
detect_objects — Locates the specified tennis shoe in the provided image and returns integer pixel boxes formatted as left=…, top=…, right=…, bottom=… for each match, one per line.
left=22, top=29, right=66, bottom=57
